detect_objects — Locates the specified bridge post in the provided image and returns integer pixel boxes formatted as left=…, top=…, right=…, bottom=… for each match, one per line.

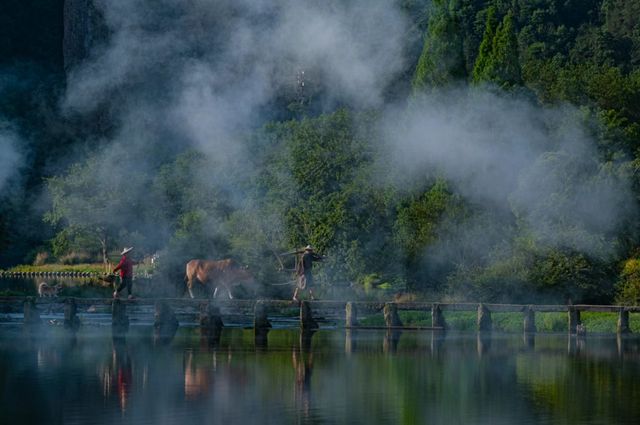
left=23, top=297, right=41, bottom=325
left=617, top=308, right=631, bottom=334
left=431, top=303, right=446, bottom=329
left=477, top=303, right=492, bottom=332
left=345, top=302, right=358, bottom=328
left=254, top=300, right=272, bottom=330
left=64, top=298, right=80, bottom=331
left=112, top=299, right=129, bottom=337
left=523, top=305, right=536, bottom=333
left=384, top=303, right=402, bottom=328
left=254, top=300, right=271, bottom=349
left=300, top=301, right=318, bottom=330
left=568, top=306, right=581, bottom=334
left=200, top=302, right=224, bottom=342
left=154, top=301, right=178, bottom=341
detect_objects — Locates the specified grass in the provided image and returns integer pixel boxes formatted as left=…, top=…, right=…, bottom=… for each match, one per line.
left=358, top=310, right=640, bottom=333
left=3, top=263, right=155, bottom=274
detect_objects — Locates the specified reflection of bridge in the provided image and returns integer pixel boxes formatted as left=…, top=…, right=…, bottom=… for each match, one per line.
left=0, top=297, right=638, bottom=336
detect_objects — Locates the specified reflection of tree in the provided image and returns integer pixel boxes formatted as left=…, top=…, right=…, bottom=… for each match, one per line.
left=516, top=337, right=640, bottom=424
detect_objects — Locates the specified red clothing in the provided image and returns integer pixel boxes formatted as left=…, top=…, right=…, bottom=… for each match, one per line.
left=113, top=255, right=134, bottom=278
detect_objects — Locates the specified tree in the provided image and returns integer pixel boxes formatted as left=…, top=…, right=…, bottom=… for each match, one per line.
left=413, top=0, right=466, bottom=91
left=474, top=11, right=522, bottom=87
left=45, top=156, right=144, bottom=266
left=472, top=6, right=498, bottom=83
left=616, top=258, right=640, bottom=305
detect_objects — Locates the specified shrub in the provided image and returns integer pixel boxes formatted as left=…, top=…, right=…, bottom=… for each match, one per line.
left=615, top=258, right=640, bottom=305
left=33, top=252, right=50, bottom=266
left=59, top=251, right=94, bottom=265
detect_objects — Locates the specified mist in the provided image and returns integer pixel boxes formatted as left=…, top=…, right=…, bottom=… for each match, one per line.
left=57, top=0, right=412, bottom=261
left=36, top=0, right=637, bottom=298
left=379, top=87, right=635, bottom=259
left=0, top=126, right=23, bottom=195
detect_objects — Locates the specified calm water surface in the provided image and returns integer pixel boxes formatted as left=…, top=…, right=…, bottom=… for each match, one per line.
left=1, top=326, right=639, bottom=425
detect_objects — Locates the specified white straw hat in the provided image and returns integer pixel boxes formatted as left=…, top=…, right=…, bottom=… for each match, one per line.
left=304, top=245, right=313, bottom=251
left=120, top=247, right=134, bottom=255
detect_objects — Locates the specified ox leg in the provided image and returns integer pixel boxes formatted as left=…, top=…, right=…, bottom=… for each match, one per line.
left=227, top=287, right=234, bottom=300
left=188, top=287, right=194, bottom=299
left=213, top=286, right=219, bottom=298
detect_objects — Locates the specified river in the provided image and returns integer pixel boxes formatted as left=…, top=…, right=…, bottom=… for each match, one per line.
left=1, top=325, right=639, bottom=425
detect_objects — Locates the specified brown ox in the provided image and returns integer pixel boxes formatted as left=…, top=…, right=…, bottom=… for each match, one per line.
left=184, top=259, right=254, bottom=299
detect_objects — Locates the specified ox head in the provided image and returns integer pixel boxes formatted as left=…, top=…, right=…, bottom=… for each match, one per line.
left=232, top=265, right=255, bottom=284
left=228, top=265, right=259, bottom=298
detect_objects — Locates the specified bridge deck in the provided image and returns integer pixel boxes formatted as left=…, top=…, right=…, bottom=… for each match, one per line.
left=0, top=297, right=638, bottom=334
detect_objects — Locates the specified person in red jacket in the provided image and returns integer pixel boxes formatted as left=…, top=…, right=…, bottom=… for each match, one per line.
left=113, top=247, right=136, bottom=299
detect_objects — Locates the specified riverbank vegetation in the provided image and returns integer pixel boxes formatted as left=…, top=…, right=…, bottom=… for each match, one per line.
left=2, top=1, right=640, bottom=305
left=2, top=263, right=154, bottom=275
left=361, top=311, right=640, bottom=333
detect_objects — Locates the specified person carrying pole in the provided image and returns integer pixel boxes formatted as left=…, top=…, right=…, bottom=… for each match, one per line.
left=292, top=245, right=324, bottom=302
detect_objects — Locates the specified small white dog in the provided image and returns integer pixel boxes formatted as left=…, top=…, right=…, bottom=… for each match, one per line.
left=38, top=282, right=62, bottom=297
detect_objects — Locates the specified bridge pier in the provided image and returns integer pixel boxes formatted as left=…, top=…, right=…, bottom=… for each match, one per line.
left=345, top=302, right=358, bottom=328
left=255, top=327, right=270, bottom=350
left=477, top=303, right=492, bottom=332
left=617, top=309, right=631, bottom=334
left=112, top=299, right=129, bottom=337
left=432, top=303, right=446, bottom=330
left=23, top=297, right=41, bottom=326
left=200, top=303, right=224, bottom=343
left=523, top=305, right=536, bottom=333
left=254, top=300, right=272, bottom=330
left=383, top=329, right=401, bottom=353
left=64, top=298, right=80, bottom=331
left=300, top=301, right=318, bottom=330
left=384, top=303, right=402, bottom=328
left=568, top=306, right=581, bottom=334
left=254, top=300, right=271, bottom=349
left=154, top=301, right=178, bottom=342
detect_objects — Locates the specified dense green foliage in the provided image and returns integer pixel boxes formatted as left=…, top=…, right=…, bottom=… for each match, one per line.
left=2, top=0, right=640, bottom=304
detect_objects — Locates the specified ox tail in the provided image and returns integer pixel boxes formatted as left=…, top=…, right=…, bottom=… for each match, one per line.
left=183, top=273, right=189, bottom=296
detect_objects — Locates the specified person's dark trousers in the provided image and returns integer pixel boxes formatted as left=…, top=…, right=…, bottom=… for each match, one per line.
left=116, top=276, right=133, bottom=295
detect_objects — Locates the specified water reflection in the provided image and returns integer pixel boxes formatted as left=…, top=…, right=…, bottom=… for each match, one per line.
left=292, top=331, right=314, bottom=421
left=523, top=332, right=535, bottom=350
left=383, top=329, right=401, bottom=354
left=430, top=330, right=445, bottom=356
left=99, top=339, right=133, bottom=413
left=617, top=334, right=640, bottom=358
left=345, top=329, right=357, bottom=354
left=477, top=332, right=492, bottom=357
left=567, top=334, right=587, bottom=356
left=255, top=327, right=269, bottom=350
left=1, top=328, right=640, bottom=425
left=183, top=349, right=211, bottom=400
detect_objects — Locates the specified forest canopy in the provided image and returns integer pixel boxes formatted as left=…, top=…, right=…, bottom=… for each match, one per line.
left=1, top=0, right=640, bottom=304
